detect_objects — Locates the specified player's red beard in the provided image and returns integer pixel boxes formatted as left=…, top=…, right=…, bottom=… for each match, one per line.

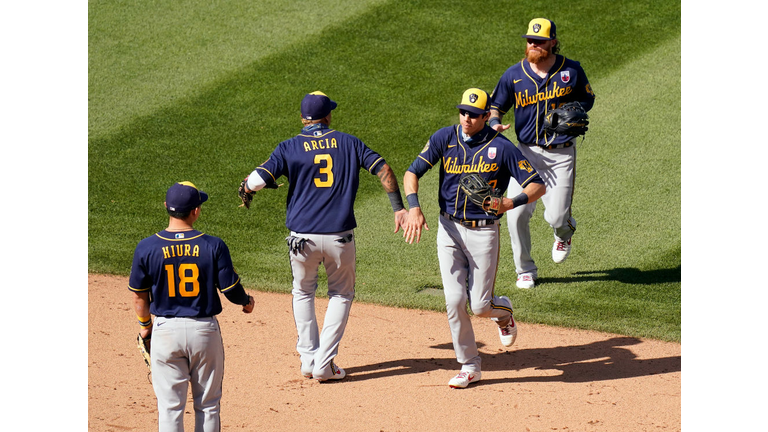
left=525, top=45, right=551, bottom=64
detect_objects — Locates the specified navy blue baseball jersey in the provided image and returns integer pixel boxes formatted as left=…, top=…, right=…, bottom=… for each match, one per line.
left=491, top=55, right=595, bottom=146
left=407, top=124, right=543, bottom=220
left=254, top=123, right=385, bottom=233
left=128, top=230, right=245, bottom=317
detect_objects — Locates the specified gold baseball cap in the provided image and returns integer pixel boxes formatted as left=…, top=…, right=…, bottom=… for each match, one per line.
left=523, top=18, right=557, bottom=40
left=456, top=88, right=490, bottom=115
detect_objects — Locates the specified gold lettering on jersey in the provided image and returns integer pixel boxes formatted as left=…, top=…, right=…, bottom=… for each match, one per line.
left=443, top=156, right=499, bottom=174
left=304, top=138, right=338, bottom=152
left=161, top=244, right=200, bottom=259
left=515, top=81, right=573, bottom=108
left=518, top=160, right=534, bottom=173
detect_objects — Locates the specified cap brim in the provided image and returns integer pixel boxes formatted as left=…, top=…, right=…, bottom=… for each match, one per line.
left=456, top=104, right=487, bottom=115
left=199, top=191, right=209, bottom=205
left=522, top=34, right=553, bottom=40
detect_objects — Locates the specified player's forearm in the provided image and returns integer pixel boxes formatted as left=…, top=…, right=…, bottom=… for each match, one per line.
left=132, top=292, right=152, bottom=335
left=403, top=170, right=419, bottom=196
left=489, top=109, right=503, bottom=127
left=522, top=182, right=546, bottom=203
left=377, top=164, right=400, bottom=194
left=377, top=164, right=405, bottom=212
left=497, top=182, right=546, bottom=214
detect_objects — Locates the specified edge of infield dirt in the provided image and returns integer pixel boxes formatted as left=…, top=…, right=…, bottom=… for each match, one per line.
left=88, top=273, right=681, bottom=431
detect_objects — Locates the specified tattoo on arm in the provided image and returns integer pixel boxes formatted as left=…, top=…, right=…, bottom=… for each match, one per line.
left=378, top=165, right=400, bottom=193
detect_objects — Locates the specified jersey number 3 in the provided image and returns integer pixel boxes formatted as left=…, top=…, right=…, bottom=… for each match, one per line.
left=314, top=154, right=334, bottom=187
left=164, top=263, right=200, bottom=297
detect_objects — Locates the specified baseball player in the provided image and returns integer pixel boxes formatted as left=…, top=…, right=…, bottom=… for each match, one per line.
left=402, top=88, right=546, bottom=388
left=489, top=18, right=596, bottom=289
left=240, top=91, right=408, bottom=382
left=129, top=181, right=255, bottom=431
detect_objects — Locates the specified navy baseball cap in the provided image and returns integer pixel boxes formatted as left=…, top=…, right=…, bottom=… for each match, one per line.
left=301, top=91, right=337, bottom=120
left=523, top=18, right=557, bottom=40
left=456, top=88, right=491, bottom=115
left=165, top=181, right=209, bottom=212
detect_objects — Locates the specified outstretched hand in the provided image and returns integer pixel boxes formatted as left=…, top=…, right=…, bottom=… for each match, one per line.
left=393, top=209, right=408, bottom=233
left=403, top=207, right=429, bottom=244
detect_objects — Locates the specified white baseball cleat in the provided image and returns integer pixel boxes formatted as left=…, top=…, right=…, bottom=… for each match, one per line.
left=552, top=237, right=572, bottom=263
left=316, top=362, right=346, bottom=382
left=516, top=273, right=536, bottom=289
left=498, top=314, right=518, bottom=347
left=448, top=371, right=481, bottom=389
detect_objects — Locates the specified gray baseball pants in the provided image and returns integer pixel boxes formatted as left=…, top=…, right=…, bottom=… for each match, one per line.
left=289, top=230, right=355, bottom=380
left=506, top=143, right=577, bottom=275
left=437, top=214, right=513, bottom=373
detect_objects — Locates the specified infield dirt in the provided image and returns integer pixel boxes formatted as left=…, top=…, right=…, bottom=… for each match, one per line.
left=88, top=273, right=681, bottom=431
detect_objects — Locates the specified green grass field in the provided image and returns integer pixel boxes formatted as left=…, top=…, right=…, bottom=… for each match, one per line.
left=89, top=0, right=681, bottom=342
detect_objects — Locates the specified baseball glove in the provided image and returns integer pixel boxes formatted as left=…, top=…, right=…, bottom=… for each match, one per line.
left=137, top=333, right=151, bottom=372
left=542, top=102, right=589, bottom=138
left=238, top=176, right=255, bottom=209
left=459, top=173, right=503, bottom=216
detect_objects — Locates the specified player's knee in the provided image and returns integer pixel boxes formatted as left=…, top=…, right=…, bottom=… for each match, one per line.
left=544, top=211, right=569, bottom=228
left=470, top=301, right=493, bottom=317
left=445, top=296, right=468, bottom=317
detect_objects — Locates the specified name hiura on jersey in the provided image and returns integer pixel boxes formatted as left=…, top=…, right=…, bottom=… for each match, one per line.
left=408, top=124, right=542, bottom=220
left=254, top=124, right=385, bottom=234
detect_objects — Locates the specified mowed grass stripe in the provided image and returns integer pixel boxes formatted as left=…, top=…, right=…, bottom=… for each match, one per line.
left=88, top=0, right=392, bottom=137
left=88, top=0, right=681, bottom=340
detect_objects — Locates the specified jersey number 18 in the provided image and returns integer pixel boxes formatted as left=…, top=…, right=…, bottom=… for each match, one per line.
left=164, top=263, right=200, bottom=297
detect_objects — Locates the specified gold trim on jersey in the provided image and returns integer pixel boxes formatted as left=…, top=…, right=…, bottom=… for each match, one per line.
left=220, top=278, right=241, bottom=292
left=256, top=166, right=277, bottom=183
left=518, top=172, right=540, bottom=188
left=417, top=155, right=434, bottom=167
left=368, top=157, right=384, bottom=173
left=155, top=232, right=205, bottom=241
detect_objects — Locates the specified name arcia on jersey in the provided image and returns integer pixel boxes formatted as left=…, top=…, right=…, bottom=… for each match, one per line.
left=444, top=156, right=498, bottom=174
left=515, top=81, right=573, bottom=108
left=302, top=137, right=338, bottom=152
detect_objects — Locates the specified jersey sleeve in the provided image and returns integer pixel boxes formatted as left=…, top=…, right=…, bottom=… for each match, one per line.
left=213, top=239, right=240, bottom=291
left=407, top=132, right=444, bottom=178
left=504, top=145, right=544, bottom=188
left=255, top=141, right=288, bottom=186
left=572, top=61, right=596, bottom=112
left=213, top=238, right=250, bottom=305
left=355, top=137, right=386, bottom=175
left=490, top=66, right=517, bottom=115
left=128, top=242, right=151, bottom=293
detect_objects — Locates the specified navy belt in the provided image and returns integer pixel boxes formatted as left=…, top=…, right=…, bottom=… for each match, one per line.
left=441, top=211, right=496, bottom=228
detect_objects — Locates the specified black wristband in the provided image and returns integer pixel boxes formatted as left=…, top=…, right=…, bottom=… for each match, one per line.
left=511, top=193, right=529, bottom=208
left=406, top=193, right=420, bottom=209
left=489, top=117, right=501, bottom=128
left=387, top=191, right=405, bottom=212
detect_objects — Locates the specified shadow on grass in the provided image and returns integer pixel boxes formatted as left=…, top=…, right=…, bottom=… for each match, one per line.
left=344, top=336, right=679, bottom=386
left=539, top=266, right=681, bottom=285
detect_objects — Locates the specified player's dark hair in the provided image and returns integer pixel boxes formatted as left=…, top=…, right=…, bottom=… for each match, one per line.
left=552, top=40, right=560, bottom=55
left=167, top=208, right=192, bottom=219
